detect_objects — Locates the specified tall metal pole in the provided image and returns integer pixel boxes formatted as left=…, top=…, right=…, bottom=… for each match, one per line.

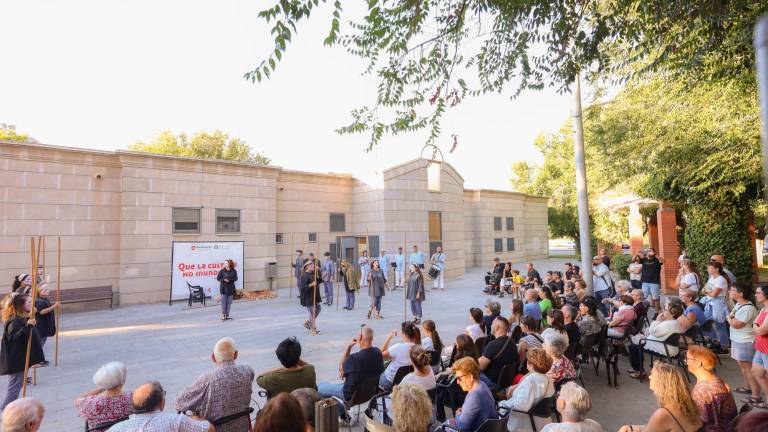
left=755, top=17, right=768, bottom=228
left=572, top=74, right=593, bottom=293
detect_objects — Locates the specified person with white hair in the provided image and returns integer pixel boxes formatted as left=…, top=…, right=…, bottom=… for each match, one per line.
left=544, top=333, right=576, bottom=387
left=174, top=337, right=254, bottom=432
left=2, top=397, right=45, bottom=432
left=541, top=382, right=603, bottom=432
left=76, top=362, right=133, bottom=432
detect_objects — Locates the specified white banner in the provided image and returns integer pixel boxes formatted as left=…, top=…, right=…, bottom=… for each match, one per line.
left=170, top=241, right=244, bottom=302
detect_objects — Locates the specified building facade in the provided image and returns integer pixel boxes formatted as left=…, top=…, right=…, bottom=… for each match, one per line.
left=0, top=142, right=548, bottom=306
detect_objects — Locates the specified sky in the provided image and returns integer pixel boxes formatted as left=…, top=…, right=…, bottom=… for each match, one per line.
left=0, top=0, right=576, bottom=190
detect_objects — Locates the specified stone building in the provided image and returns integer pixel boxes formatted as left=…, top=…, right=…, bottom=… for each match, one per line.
left=0, top=141, right=548, bottom=306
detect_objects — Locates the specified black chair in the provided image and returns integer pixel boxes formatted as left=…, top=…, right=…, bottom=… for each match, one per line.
left=428, top=350, right=443, bottom=370
left=211, top=407, right=255, bottom=428
left=187, top=282, right=206, bottom=307
left=492, top=363, right=518, bottom=401
left=334, top=374, right=381, bottom=432
left=85, top=417, right=129, bottom=432
left=512, top=396, right=555, bottom=432
left=377, top=365, right=414, bottom=424
left=442, top=411, right=510, bottom=432
left=604, top=324, right=635, bottom=388
left=640, top=333, right=690, bottom=382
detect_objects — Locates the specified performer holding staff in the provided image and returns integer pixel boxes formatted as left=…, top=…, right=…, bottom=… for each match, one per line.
left=367, top=259, right=387, bottom=319
left=393, top=247, right=405, bottom=290
left=358, top=250, right=371, bottom=291
left=340, top=261, right=357, bottom=310
left=322, top=252, right=334, bottom=306
left=34, top=285, right=58, bottom=366
left=406, top=264, right=426, bottom=324
left=430, top=246, right=446, bottom=290
left=0, top=293, right=44, bottom=409
left=216, top=259, right=237, bottom=321
left=300, top=260, right=322, bottom=334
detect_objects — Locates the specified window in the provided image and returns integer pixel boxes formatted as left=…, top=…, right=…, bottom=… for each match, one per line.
left=428, top=211, right=443, bottom=255
left=216, top=209, right=240, bottom=233
left=329, top=213, right=346, bottom=232
left=507, top=238, right=515, bottom=251
left=427, top=161, right=441, bottom=192
left=506, top=217, right=514, bottom=231
left=172, top=208, right=201, bottom=234
left=308, top=233, right=317, bottom=243
left=276, top=233, right=283, bottom=244
left=368, top=236, right=380, bottom=258
left=493, top=217, right=502, bottom=231
left=494, top=238, right=503, bottom=253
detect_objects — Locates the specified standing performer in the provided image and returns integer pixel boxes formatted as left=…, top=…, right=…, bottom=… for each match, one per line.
left=34, top=285, right=58, bottom=366
left=0, top=293, right=44, bottom=409
left=406, top=264, right=426, bottom=324
left=340, top=262, right=356, bottom=310
left=292, top=250, right=304, bottom=293
left=322, top=252, right=334, bottom=306
left=430, top=246, right=446, bottom=290
left=216, top=259, right=238, bottom=321
left=379, top=250, right=390, bottom=290
left=300, top=261, right=322, bottom=333
left=358, top=250, right=371, bottom=290
left=393, top=247, right=406, bottom=290
left=367, top=259, right=387, bottom=320
left=11, top=274, right=32, bottom=295
left=409, top=245, right=425, bottom=269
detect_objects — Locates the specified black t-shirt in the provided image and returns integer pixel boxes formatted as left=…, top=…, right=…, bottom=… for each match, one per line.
left=527, top=269, right=542, bottom=284
left=481, top=335, right=518, bottom=384
left=640, top=257, right=663, bottom=284
left=565, top=270, right=574, bottom=280
left=564, top=322, right=580, bottom=349
left=342, top=347, right=384, bottom=400
left=34, top=298, right=56, bottom=338
left=601, top=255, right=611, bottom=268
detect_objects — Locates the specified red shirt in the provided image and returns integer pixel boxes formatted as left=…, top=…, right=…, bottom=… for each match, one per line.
left=756, top=310, right=768, bottom=354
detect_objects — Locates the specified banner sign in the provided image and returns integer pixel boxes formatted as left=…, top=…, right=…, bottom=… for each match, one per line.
left=170, top=241, right=244, bottom=303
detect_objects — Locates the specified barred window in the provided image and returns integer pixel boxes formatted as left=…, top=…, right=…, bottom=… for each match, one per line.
left=276, top=233, right=283, bottom=244
left=494, top=238, right=503, bottom=253
left=506, top=217, right=514, bottom=231
left=329, top=213, right=346, bottom=232
left=308, top=233, right=317, bottom=243
left=493, top=217, right=502, bottom=231
left=173, top=208, right=201, bottom=234
left=216, top=209, right=240, bottom=233
left=507, top=238, right=515, bottom=251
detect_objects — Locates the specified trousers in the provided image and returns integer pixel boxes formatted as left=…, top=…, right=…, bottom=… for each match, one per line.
left=345, top=291, right=355, bottom=309
left=410, top=300, right=423, bottom=318
left=324, top=281, right=334, bottom=305
left=1, top=372, right=24, bottom=410
left=371, top=296, right=382, bottom=312
left=221, top=294, right=233, bottom=315
left=395, top=270, right=404, bottom=287
left=628, top=343, right=644, bottom=371
left=433, top=271, right=445, bottom=289
left=594, top=290, right=611, bottom=317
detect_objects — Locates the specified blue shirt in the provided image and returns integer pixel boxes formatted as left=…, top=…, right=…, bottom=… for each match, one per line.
left=524, top=302, right=542, bottom=321
left=394, top=254, right=405, bottom=269
left=454, top=381, right=497, bottom=432
left=409, top=252, right=424, bottom=266
left=379, top=255, right=390, bottom=271
left=685, top=304, right=706, bottom=326
left=359, top=256, right=371, bottom=272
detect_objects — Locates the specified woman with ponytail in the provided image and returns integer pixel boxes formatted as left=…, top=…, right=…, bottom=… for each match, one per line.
left=0, top=293, right=45, bottom=409
left=401, top=345, right=436, bottom=390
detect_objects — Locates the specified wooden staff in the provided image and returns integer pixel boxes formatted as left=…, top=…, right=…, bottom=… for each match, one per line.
left=403, top=233, right=407, bottom=323
left=22, top=237, right=40, bottom=397
left=312, top=239, right=319, bottom=334
left=335, top=240, right=341, bottom=311
left=55, top=236, right=61, bottom=367
left=289, top=233, right=294, bottom=299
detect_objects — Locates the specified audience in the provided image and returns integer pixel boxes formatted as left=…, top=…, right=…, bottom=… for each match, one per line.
left=174, top=337, right=254, bottom=432
left=508, top=299, right=524, bottom=337
left=524, top=289, right=543, bottom=322
left=573, top=280, right=587, bottom=303
left=679, top=288, right=705, bottom=332
left=563, top=281, right=578, bottom=306
left=256, top=337, right=316, bottom=397
left=629, top=289, right=647, bottom=323
left=290, top=388, right=319, bottom=432
left=252, top=393, right=306, bottom=432
left=726, top=282, right=761, bottom=404
left=366, top=383, right=433, bottom=432
left=482, top=301, right=501, bottom=336
left=544, top=334, right=576, bottom=387
left=500, top=348, right=555, bottom=431
left=443, top=334, right=480, bottom=371
left=517, top=315, right=544, bottom=367
left=75, top=362, right=133, bottom=432
left=686, top=346, right=737, bottom=432
left=465, top=308, right=486, bottom=341
left=421, top=319, right=444, bottom=353
left=380, top=322, right=420, bottom=390
left=401, top=345, right=436, bottom=391
left=628, top=303, right=683, bottom=379
left=576, top=298, right=605, bottom=342
left=446, top=357, right=497, bottom=432
left=561, top=305, right=581, bottom=354
left=541, top=382, right=603, bottom=432
left=2, top=397, right=45, bottom=432
left=605, top=280, right=631, bottom=310
left=619, top=363, right=702, bottom=432
left=539, top=286, right=557, bottom=325
left=606, top=295, right=636, bottom=338
left=317, top=326, right=384, bottom=403
left=108, top=381, right=213, bottom=432
left=478, top=317, right=518, bottom=390
left=542, top=309, right=566, bottom=340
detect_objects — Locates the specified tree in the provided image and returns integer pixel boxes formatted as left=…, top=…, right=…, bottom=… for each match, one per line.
left=130, top=130, right=271, bottom=165
left=0, top=124, right=30, bottom=142
left=250, top=1, right=767, bottom=149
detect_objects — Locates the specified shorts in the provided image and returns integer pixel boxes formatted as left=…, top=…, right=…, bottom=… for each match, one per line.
left=731, top=340, right=756, bottom=362
left=754, top=350, right=768, bottom=368
left=641, top=283, right=661, bottom=301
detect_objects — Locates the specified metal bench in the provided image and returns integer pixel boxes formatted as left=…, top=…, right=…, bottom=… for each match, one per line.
left=56, top=286, right=115, bottom=309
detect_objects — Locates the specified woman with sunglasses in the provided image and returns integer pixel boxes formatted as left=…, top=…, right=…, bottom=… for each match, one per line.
left=445, top=357, right=497, bottom=431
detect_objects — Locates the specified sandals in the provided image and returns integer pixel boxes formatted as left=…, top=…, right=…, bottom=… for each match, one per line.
left=752, top=400, right=768, bottom=409
left=733, top=387, right=751, bottom=394
left=741, top=396, right=763, bottom=404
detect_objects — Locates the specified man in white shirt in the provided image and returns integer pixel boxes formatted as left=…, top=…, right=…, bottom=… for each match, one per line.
left=430, top=246, right=446, bottom=290
left=393, top=247, right=406, bottom=289
left=379, top=250, right=390, bottom=290
left=408, top=245, right=425, bottom=269
left=108, top=382, right=213, bottom=432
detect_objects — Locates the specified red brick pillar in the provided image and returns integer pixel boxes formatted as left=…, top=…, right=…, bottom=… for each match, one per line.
left=657, top=203, right=680, bottom=294
left=629, top=203, right=644, bottom=256
left=648, top=218, right=659, bottom=253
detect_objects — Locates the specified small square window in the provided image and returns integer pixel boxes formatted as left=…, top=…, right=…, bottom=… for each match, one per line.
left=506, top=217, right=514, bottom=231
left=330, top=213, right=346, bottom=232
left=493, top=217, right=502, bottom=231
left=308, top=233, right=317, bottom=243
left=494, top=238, right=503, bottom=253
left=216, top=209, right=240, bottom=233
left=173, top=208, right=201, bottom=234
left=507, top=238, right=515, bottom=251
left=276, top=233, right=283, bottom=244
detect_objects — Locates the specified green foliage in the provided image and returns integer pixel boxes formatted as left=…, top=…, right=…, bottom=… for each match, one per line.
left=611, top=253, right=632, bottom=280
left=250, top=0, right=768, bottom=149
left=0, top=125, right=29, bottom=142
left=547, top=206, right=579, bottom=244
left=130, top=130, right=270, bottom=165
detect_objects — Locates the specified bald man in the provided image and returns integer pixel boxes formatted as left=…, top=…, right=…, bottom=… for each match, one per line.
left=108, top=381, right=213, bottom=431
left=2, top=397, right=44, bottom=432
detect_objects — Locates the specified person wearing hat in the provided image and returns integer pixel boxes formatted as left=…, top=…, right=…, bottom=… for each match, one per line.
left=11, top=275, right=32, bottom=295
left=300, top=260, right=323, bottom=334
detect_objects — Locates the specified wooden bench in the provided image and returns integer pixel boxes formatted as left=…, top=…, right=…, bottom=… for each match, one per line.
left=55, top=286, right=114, bottom=309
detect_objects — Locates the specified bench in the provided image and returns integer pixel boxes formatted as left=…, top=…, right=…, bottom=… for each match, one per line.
left=55, top=286, right=114, bottom=309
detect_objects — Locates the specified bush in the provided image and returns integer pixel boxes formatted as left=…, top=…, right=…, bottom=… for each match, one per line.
left=611, top=253, right=632, bottom=280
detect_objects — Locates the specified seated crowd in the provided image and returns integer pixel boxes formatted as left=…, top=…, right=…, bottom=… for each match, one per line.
left=6, top=256, right=768, bottom=432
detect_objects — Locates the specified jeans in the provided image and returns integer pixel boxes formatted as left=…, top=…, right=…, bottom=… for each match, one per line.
left=371, top=296, right=382, bottom=312
left=324, top=281, right=334, bottom=305
left=221, top=294, right=233, bottom=315
left=306, top=304, right=321, bottom=321
left=379, top=374, right=393, bottom=391
left=317, top=382, right=346, bottom=400
left=410, top=300, right=423, bottom=318
left=345, top=291, right=355, bottom=309
left=1, top=372, right=24, bottom=410
left=630, top=280, right=642, bottom=290
left=594, top=289, right=611, bottom=317
left=641, top=283, right=661, bottom=301
left=628, top=343, right=644, bottom=371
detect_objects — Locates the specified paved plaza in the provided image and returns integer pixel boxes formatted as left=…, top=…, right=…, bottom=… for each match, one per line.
left=18, top=259, right=746, bottom=431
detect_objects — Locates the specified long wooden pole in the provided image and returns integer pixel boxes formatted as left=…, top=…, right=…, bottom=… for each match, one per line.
left=55, top=236, right=61, bottom=367
left=403, top=233, right=407, bottom=323
left=335, top=239, right=341, bottom=311
left=312, top=239, right=319, bottom=334
left=289, top=233, right=294, bottom=299
left=22, top=237, right=40, bottom=397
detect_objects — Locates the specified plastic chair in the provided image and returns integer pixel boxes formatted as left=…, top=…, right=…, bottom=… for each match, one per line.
left=85, top=416, right=129, bottom=432
left=512, top=396, right=555, bottom=432
left=333, top=374, right=381, bottom=432
left=493, top=363, right=518, bottom=401
left=442, top=411, right=510, bottom=432
left=187, top=282, right=206, bottom=307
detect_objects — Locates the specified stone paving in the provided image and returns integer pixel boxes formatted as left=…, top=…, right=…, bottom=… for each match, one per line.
left=13, top=258, right=747, bottom=431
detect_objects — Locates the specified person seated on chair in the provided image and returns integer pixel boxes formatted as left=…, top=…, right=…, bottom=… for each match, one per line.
left=440, top=334, right=481, bottom=374
left=478, top=317, right=518, bottom=391
left=75, top=361, right=133, bottom=432
left=482, top=301, right=501, bottom=336
left=252, top=393, right=306, bottom=432
left=560, top=305, right=581, bottom=353
left=255, top=337, right=316, bottom=398
left=604, top=280, right=632, bottom=313
left=400, top=345, right=436, bottom=391
left=175, top=337, right=254, bottom=432
left=380, top=322, right=420, bottom=391
left=679, top=288, right=706, bottom=332
left=445, top=357, right=497, bottom=432
left=630, top=289, right=647, bottom=324
left=562, top=281, right=579, bottom=307
left=606, top=295, right=636, bottom=339
left=686, top=346, right=737, bottom=431
left=365, top=383, right=433, bottom=432
left=484, top=258, right=505, bottom=293
left=573, top=280, right=588, bottom=303
left=2, top=398, right=45, bottom=432
left=523, top=289, right=543, bottom=322
left=543, top=334, right=576, bottom=387
left=465, top=308, right=486, bottom=341
left=541, top=382, right=603, bottom=432
left=290, top=388, right=319, bottom=432
left=575, top=297, right=606, bottom=343
left=499, top=348, right=555, bottom=431
left=518, top=315, right=544, bottom=368
left=627, top=303, right=684, bottom=380
left=317, top=326, right=384, bottom=404
left=111, top=381, right=214, bottom=432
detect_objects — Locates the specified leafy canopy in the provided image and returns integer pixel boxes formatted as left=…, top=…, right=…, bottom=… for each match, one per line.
left=0, top=125, right=30, bottom=143
left=129, top=130, right=271, bottom=165
left=249, top=0, right=767, bottom=149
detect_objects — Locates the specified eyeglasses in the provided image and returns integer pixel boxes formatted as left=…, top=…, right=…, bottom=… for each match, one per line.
left=455, top=374, right=467, bottom=383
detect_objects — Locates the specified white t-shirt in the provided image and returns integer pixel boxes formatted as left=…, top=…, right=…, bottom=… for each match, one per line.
left=541, top=420, right=604, bottom=432
left=401, top=368, right=436, bottom=390
left=466, top=324, right=484, bottom=341
left=705, top=275, right=728, bottom=298
left=628, top=263, right=642, bottom=281
left=384, top=342, right=415, bottom=382
left=730, top=303, right=759, bottom=343
left=422, top=336, right=434, bottom=351
left=680, top=273, right=699, bottom=291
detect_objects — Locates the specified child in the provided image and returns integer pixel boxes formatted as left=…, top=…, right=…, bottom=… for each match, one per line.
left=34, top=285, right=59, bottom=366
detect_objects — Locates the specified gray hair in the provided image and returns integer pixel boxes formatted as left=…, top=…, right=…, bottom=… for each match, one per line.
left=291, top=388, right=320, bottom=427
left=543, top=333, right=569, bottom=357
left=93, top=361, right=127, bottom=390
left=561, top=304, right=577, bottom=319
left=631, top=288, right=644, bottom=299
left=2, top=398, right=44, bottom=432
left=616, top=280, right=631, bottom=292
left=558, top=382, right=592, bottom=421
left=486, top=300, right=501, bottom=315
left=361, top=326, right=374, bottom=343
left=214, top=337, right=237, bottom=362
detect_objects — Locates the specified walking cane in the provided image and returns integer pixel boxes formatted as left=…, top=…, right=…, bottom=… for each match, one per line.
left=22, top=237, right=41, bottom=397
left=55, top=236, right=61, bottom=367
